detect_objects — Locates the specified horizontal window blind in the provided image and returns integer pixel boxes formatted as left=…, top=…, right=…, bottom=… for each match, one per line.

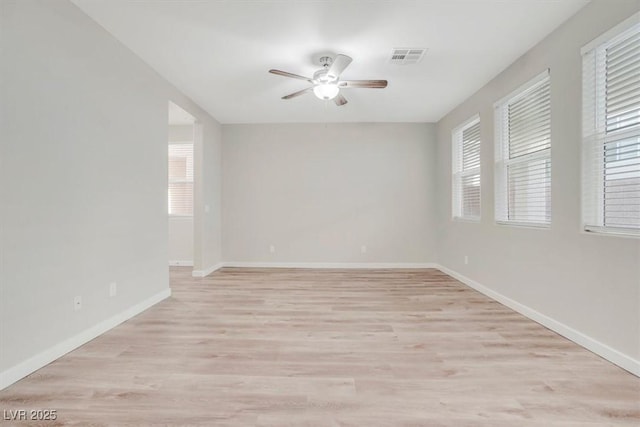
left=168, top=143, right=194, bottom=216
left=495, top=71, right=551, bottom=226
left=452, top=116, right=481, bottom=220
left=583, top=19, right=640, bottom=235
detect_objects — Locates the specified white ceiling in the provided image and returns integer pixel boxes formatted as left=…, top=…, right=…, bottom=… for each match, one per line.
left=73, top=0, right=589, bottom=124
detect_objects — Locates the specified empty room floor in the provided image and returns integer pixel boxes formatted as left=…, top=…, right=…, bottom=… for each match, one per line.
left=1, top=267, right=638, bottom=426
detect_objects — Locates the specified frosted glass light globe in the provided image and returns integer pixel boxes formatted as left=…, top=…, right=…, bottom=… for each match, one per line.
left=313, top=83, right=339, bottom=100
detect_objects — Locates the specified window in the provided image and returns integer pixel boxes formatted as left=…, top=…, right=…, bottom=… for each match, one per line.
left=582, top=14, right=640, bottom=236
left=452, top=115, right=481, bottom=220
left=168, top=143, right=194, bottom=216
left=495, top=70, right=551, bottom=227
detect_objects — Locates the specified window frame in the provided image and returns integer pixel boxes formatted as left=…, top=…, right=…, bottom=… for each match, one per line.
left=581, top=12, right=640, bottom=238
left=494, top=69, right=552, bottom=228
left=452, top=114, right=481, bottom=222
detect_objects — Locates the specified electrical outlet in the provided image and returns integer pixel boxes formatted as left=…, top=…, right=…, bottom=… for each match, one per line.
left=74, top=296, right=82, bottom=311
left=109, top=282, right=117, bottom=297
left=464, top=255, right=469, bottom=265
left=269, top=245, right=275, bottom=253
left=361, top=245, right=367, bottom=254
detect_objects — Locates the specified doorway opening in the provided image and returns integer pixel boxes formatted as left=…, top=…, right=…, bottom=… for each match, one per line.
left=168, top=101, right=195, bottom=266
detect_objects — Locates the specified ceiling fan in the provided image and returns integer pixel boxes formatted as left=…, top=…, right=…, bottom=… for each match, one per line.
left=269, top=54, right=388, bottom=106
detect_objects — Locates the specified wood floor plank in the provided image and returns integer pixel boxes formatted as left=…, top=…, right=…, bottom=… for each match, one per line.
left=0, top=267, right=638, bottom=426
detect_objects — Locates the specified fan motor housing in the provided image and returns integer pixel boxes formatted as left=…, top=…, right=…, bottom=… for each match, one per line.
left=313, top=68, right=336, bottom=84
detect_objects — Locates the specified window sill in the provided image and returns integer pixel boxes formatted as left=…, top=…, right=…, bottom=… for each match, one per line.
left=583, top=226, right=640, bottom=239
left=495, top=220, right=550, bottom=230
left=452, top=217, right=481, bottom=224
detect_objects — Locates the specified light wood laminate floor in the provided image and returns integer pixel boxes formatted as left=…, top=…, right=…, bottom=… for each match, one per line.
left=1, top=267, right=638, bottom=426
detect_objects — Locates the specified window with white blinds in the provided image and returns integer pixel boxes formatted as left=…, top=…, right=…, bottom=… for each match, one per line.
left=495, top=70, right=551, bottom=227
left=168, top=143, right=194, bottom=216
left=582, top=15, right=640, bottom=236
left=452, top=116, right=481, bottom=220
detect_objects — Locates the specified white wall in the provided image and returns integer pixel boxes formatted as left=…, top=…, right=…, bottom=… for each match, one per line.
left=222, top=123, right=436, bottom=265
left=0, top=0, right=222, bottom=388
left=168, top=125, right=194, bottom=265
left=168, top=216, right=193, bottom=265
left=435, top=0, right=640, bottom=371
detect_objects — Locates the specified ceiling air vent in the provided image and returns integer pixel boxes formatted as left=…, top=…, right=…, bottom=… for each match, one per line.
left=390, top=48, right=426, bottom=65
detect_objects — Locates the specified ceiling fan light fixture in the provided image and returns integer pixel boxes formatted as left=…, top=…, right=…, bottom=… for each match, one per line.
left=270, top=54, right=386, bottom=106
left=313, top=83, right=339, bottom=100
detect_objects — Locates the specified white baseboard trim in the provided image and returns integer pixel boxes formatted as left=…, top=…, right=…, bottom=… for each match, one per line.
left=0, top=288, right=171, bottom=391
left=222, top=261, right=439, bottom=269
left=169, top=260, right=193, bottom=267
left=191, top=263, right=224, bottom=277
left=435, top=264, right=640, bottom=377
left=191, top=261, right=438, bottom=277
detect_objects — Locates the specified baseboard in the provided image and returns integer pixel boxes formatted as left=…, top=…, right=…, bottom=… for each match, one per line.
left=0, top=288, right=171, bottom=391
left=191, top=261, right=438, bottom=277
left=222, top=261, right=438, bottom=269
left=169, top=260, right=193, bottom=267
left=435, top=264, right=640, bottom=377
left=191, top=263, right=224, bottom=277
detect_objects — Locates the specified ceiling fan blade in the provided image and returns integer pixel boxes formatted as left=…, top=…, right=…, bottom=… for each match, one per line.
left=269, top=69, right=313, bottom=83
left=327, top=54, right=353, bottom=80
left=334, top=93, right=348, bottom=106
left=339, top=80, right=388, bottom=89
left=282, top=87, right=313, bottom=100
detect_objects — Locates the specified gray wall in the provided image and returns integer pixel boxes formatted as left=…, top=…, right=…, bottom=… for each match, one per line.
left=195, top=119, right=223, bottom=272
left=222, top=123, right=437, bottom=264
left=435, top=0, right=640, bottom=362
left=168, top=124, right=194, bottom=142
left=0, top=0, right=222, bottom=378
